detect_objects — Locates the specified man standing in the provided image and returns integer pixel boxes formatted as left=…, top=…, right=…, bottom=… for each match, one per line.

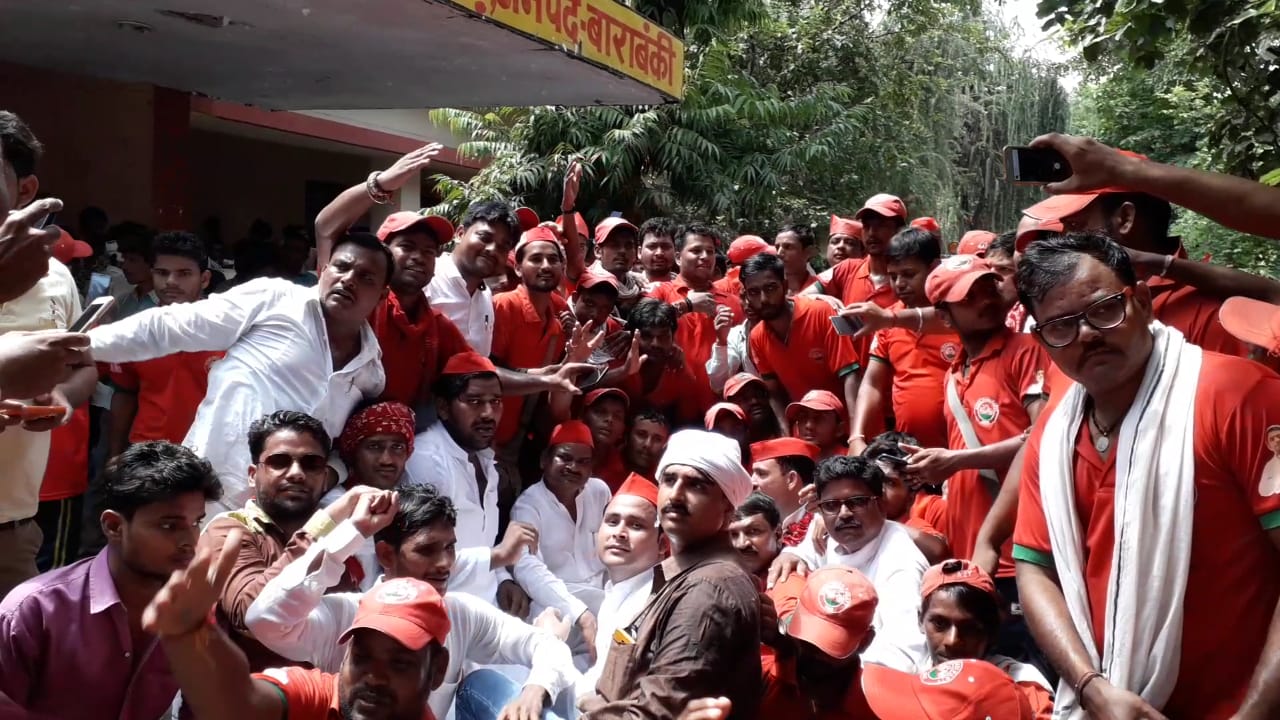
left=622, top=408, right=670, bottom=481
left=614, top=298, right=714, bottom=428
left=724, top=372, right=781, bottom=442
left=638, top=218, right=679, bottom=291
left=786, top=390, right=849, bottom=460
left=1013, top=233, right=1280, bottom=719
left=112, top=227, right=158, bottom=319
left=88, top=232, right=392, bottom=514
left=748, top=437, right=819, bottom=546
left=589, top=217, right=648, bottom=316
left=648, top=224, right=745, bottom=373
left=773, top=224, right=820, bottom=296
left=582, top=429, right=761, bottom=719
left=580, top=387, right=631, bottom=491
left=430, top=200, right=523, bottom=355
left=729, top=492, right=782, bottom=581
left=827, top=215, right=865, bottom=266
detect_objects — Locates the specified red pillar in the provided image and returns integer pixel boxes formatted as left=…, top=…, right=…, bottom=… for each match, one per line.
left=151, top=86, right=191, bottom=231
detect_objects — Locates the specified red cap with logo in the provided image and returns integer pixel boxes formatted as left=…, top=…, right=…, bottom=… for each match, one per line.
left=338, top=577, right=450, bottom=651
left=956, top=230, right=996, bottom=257
left=785, top=566, right=878, bottom=659
left=785, top=390, right=845, bottom=423
left=441, top=351, right=498, bottom=376
left=829, top=215, right=863, bottom=239
left=854, top=193, right=908, bottom=222
left=584, top=387, right=629, bottom=410
left=616, top=472, right=659, bottom=507
left=920, top=559, right=997, bottom=600
left=1219, top=296, right=1280, bottom=354
left=514, top=207, right=540, bottom=232
left=594, top=217, right=640, bottom=246
left=862, top=659, right=1034, bottom=720
left=924, top=255, right=1000, bottom=305
left=750, top=437, right=820, bottom=463
left=550, top=420, right=595, bottom=449
left=52, top=228, right=93, bottom=265
left=704, top=402, right=746, bottom=430
left=556, top=212, right=591, bottom=239
left=723, top=372, right=766, bottom=400
left=911, top=217, right=941, bottom=235
left=727, top=235, right=775, bottom=265
left=376, top=212, right=455, bottom=245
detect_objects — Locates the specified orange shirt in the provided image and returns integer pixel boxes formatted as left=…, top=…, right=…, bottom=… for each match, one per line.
left=869, top=305, right=961, bottom=449
left=1013, top=352, right=1280, bottom=718
left=595, top=447, right=629, bottom=493
left=904, top=492, right=947, bottom=541
left=760, top=652, right=875, bottom=720
left=648, top=276, right=745, bottom=374
left=617, top=361, right=715, bottom=429
left=369, top=293, right=472, bottom=408
left=38, top=405, right=90, bottom=501
left=108, top=351, right=223, bottom=445
left=945, top=331, right=1047, bottom=577
left=491, top=285, right=568, bottom=447
left=255, top=666, right=434, bottom=720
left=749, top=296, right=860, bottom=403
left=815, top=258, right=897, bottom=363
left=1147, top=276, right=1249, bottom=357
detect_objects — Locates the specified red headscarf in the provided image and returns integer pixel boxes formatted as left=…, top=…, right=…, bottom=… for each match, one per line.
left=339, top=402, right=416, bottom=458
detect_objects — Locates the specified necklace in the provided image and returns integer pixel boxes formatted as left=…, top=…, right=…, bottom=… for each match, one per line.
left=1088, top=409, right=1121, bottom=453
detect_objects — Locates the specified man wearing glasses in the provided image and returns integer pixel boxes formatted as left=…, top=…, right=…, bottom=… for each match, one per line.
left=202, top=410, right=392, bottom=671
left=770, top=455, right=929, bottom=673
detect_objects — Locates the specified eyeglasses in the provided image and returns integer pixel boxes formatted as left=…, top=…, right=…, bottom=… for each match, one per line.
left=1032, top=289, right=1131, bottom=348
left=259, top=453, right=328, bottom=474
left=817, top=495, right=876, bottom=515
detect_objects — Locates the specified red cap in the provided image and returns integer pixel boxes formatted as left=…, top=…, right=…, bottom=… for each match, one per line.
left=550, top=419, right=594, bottom=449
left=910, top=217, right=941, bottom=235
left=1014, top=214, right=1062, bottom=252
left=577, top=271, right=621, bottom=292
left=785, top=566, right=878, bottom=659
left=377, top=212, right=454, bottom=245
left=1219, top=296, right=1280, bottom=354
left=584, top=387, right=628, bottom=410
left=1018, top=150, right=1148, bottom=245
left=921, top=559, right=997, bottom=600
left=723, top=372, right=766, bottom=400
left=862, top=660, right=1034, bottom=720
left=924, top=255, right=1000, bottom=305
left=750, top=437, right=820, bottom=463
left=556, top=212, right=591, bottom=239
left=704, top=402, right=746, bottom=430
left=829, top=215, right=863, bottom=239
left=616, top=472, right=659, bottom=507
left=785, top=390, right=845, bottom=423
left=514, top=207, right=540, bottom=232
left=854, top=193, right=907, bottom=222
left=338, top=578, right=450, bottom=651
left=441, top=351, right=498, bottom=376
left=956, top=230, right=996, bottom=257
left=52, top=228, right=93, bottom=264
left=727, top=235, right=775, bottom=265
left=594, top=217, right=639, bottom=246
left=514, top=225, right=563, bottom=258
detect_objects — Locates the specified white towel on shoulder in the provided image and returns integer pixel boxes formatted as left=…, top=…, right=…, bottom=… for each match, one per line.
left=1039, top=321, right=1199, bottom=718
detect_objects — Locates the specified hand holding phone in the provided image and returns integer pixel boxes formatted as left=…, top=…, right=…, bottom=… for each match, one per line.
left=831, top=314, right=864, bottom=337
left=1003, top=146, right=1072, bottom=185
left=68, top=296, right=115, bottom=333
left=0, top=405, right=68, bottom=421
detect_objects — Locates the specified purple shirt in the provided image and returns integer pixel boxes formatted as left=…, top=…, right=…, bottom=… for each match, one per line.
left=0, top=548, right=178, bottom=719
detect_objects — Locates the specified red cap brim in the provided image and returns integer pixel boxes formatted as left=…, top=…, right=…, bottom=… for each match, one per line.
left=339, top=613, right=437, bottom=651
left=787, top=607, right=866, bottom=660
left=1220, top=296, right=1280, bottom=353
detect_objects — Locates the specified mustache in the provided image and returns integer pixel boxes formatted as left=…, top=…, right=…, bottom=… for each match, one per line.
left=834, top=520, right=861, bottom=532
left=350, top=686, right=394, bottom=706
left=661, top=502, right=689, bottom=516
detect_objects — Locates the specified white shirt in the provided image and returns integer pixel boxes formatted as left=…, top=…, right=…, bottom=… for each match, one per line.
left=0, top=259, right=80, bottom=523
left=244, top=520, right=579, bottom=720
left=427, top=254, right=494, bottom=356
left=783, top=519, right=928, bottom=672
left=577, top=567, right=654, bottom=698
left=88, top=278, right=385, bottom=515
left=510, top=479, right=611, bottom=620
left=706, top=323, right=757, bottom=395
left=404, top=422, right=508, bottom=601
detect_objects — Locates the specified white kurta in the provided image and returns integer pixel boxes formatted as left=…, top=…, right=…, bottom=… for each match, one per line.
left=88, top=278, right=384, bottom=515
left=427, top=254, right=494, bottom=356
left=404, top=422, right=507, bottom=601
left=783, top=519, right=928, bottom=672
left=244, top=521, right=579, bottom=720
left=576, top=567, right=655, bottom=698
left=510, top=479, right=611, bottom=620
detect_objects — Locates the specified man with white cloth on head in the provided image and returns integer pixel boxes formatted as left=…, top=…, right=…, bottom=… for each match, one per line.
left=1010, top=232, right=1280, bottom=720
left=767, top=454, right=928, bottom=673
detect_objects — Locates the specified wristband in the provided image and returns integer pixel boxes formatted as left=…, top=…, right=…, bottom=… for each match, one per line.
left=1074, top=671, right=1104, bottom=706
left=1159, top=254, right=1173, bottom=277
left=366, top=171, right=392, bottom=205
left=683, top=298, right=694, bottom=315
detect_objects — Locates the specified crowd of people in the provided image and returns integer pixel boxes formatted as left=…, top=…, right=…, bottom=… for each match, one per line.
left=2, top=104, right=1280, bottom=720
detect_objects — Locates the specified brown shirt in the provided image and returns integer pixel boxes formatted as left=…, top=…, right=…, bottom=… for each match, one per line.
left=585, top=541, right=763, bottom=720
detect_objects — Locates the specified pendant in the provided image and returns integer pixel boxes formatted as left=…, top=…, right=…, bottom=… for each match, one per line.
left=1094, top=435, right=1110, bottom=453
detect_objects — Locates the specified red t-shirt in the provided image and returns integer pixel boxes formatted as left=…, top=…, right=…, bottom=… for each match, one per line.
left=255, top=666, right=435, bottom=720
left=108, top=351, right=223, bottom=445
left=904, top=492, right=948, bottom=542
left=647, top=276, right=745, bottom=374
left=491, top=285, right=568, bottom=447
left=760, top=652, right=875, bottom=720
left=38, top=405, right=90, bottom=501
left=369, top=293, right=472, bottom=408
left=1013, top=352, right=1280, bottom=718
left=749, top=296, right=860, bottom=403
left=814, top=258, right=897, bottom=365
left=1147, top=276, right=1249, bottom=357
left=944, top=331, right=1047, bottom=577
left=617, top=361, right=715, bottom=429
left=869, top=305, right=962, bottom=449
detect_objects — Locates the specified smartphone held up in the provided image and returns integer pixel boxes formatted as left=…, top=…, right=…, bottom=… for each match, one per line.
left=1002, top=146, right=1072, bottom=185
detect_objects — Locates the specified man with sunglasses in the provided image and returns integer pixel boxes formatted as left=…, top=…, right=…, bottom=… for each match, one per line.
left=769, top=455, right=928, bottom=673
left=203, top=410, right=393, bottom=671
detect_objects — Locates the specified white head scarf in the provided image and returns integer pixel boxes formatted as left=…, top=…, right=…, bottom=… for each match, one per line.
left=655, top=429, right=753, bottom=508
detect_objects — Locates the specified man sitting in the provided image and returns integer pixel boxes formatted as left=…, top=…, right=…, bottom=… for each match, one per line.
left=622, top=408, right=670, bottom=481
left=786, top=390, right=849, bottom=460
left=862, top=432, right=949, bottom=564
left=729, top=492, right=782, bottom=583
left=749, top=437, right=819, bottom=546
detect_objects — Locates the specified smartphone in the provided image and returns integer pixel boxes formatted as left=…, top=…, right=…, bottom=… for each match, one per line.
left=34, top=211, right=58, bottom=230
left=67, top=296, right=115, bottom=333
left=0, top=405, right=67, bottom=420
left=1003, top=146, right=1072, bottom=185
left=831, top=314, right=864, bottom=337
left=877, top=453, right=910, bottom=468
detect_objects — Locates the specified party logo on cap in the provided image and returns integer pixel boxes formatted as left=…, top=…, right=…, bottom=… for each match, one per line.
left=940, top=342, right=959, bottom=363
left=819, top=581, right=852, bottom=614
left=973, top=398, right=999, bottom=427
left=941, top=255, right=974, bottom=271
left=376, top=580, right=420, bottom=604
left=920, top=660, right=963, bottom=686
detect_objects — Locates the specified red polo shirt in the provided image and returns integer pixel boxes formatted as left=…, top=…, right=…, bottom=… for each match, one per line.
left=256, top=666, right=435, bottom=720
left=814, top=258, right=897, bottom=363
left=1014, top=352, right=1280, bottom=718
left=491, top=285, right=568, bottom=447
left=869, top=304, right=962, bottom=449
left=904, top=492, right=947, bottom=541
left=1147, top=276, right=1249, bottom=357
left=647, top=276, right=745, bottom=374
left=108, top=351, right=223, bottom=445
left=749, top=296, right=860, bottom=403
left=370, top=293, right=473, bottom=408
left=945, top=330, right=1047, bottom=577
left=760, top=652, right=875, bottom=720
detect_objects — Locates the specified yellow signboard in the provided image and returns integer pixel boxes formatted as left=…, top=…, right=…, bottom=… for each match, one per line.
left=447, top=0, right=685, bottom=99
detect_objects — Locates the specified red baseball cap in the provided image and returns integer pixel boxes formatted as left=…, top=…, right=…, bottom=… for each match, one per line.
left=577, top=271, right=621, bottom=293
left=920, top=559, right=997, bottom=600
left=723, top=372, right=766, bottom=400
left=911, top=217, right=941, bottom=235
left=956, top=230, right=996, bottom=257
left=550, top=420, right=594, bottom=449
left=1219, top=296, right=1280, bottom=354
left=704, top=402, right=747, bottom=430
left=441, top=351, right=498, bottom=376
left=1018, top=149, right=1148, bottom=237
left=514, top=225, right=563, bottom=258
left=514, top=207, right=540, bottom=232
left=376, top=212, right=454, bottom=245
left=1014, top=214, right=1063, bottom=253
left=594, top=217, right=640, bottom=246
left=829, top=215, right=863, bottom=239
left=924, top=255, right=1000, bottom=305
left=556, top=212, right=591, bottom=239
left=785, top=390, right=845, bottom=423
left=750, top=437, right=820, bottom=463
left=52, top=228, right=93, bottom=264
left=727, top=235, right=775, bottom=265
left=785, top=566, right=878, bottom=659
left=862, top=660, right=1034, bottom=720
left=854, top=193, right=908, bottom=222
left=616, top=472, right=658, bottom=507
left=584, top=387, right=629, bottom=410
left=339, top=578, right=450, bottom=652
